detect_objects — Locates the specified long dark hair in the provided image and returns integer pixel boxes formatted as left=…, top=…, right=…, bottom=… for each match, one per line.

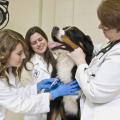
left=25, top=26, right=57, bottom=76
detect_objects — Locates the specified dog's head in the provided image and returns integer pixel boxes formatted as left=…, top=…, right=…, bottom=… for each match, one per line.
left=51, top=26, right=94, bottom=64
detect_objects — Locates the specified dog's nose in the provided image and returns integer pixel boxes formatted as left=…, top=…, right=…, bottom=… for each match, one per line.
left=52, top=26, right=59, bottom=31
left=52, top=26, right=60, bottom=37
left=53, top=26, right=59, bottom=30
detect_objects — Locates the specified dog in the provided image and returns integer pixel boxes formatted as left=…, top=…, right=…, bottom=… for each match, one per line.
left=47, top=26, right=94, bottom=120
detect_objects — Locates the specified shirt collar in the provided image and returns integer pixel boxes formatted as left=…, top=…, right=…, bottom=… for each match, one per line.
left=31, top=54, right=44, bottom=65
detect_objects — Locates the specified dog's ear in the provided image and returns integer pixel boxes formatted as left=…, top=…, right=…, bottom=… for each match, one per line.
left=81, top=35, right=94, bottom=64
left=68, top=27, right=94, bottom=56
left=64, top=26, right=85, bottom=45
left=68, top=27, right=94, bottom=64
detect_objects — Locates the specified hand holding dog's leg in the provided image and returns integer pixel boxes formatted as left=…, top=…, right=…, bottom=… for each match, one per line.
left=50, top=81, right=80, bottom=100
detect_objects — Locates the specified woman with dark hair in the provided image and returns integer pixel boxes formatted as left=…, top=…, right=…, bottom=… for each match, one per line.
left=25, top=26, right=56, bottom=75
left=21, top=26, right=57, bottom=84
left=68, top=0, right=120, bottom=120
left=21, top=26, right=56, bottom=120
left=21, top=26, right=79, bottom=120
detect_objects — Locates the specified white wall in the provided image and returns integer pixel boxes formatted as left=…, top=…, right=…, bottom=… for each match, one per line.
left=6, top=0, right=42, bottom=37
left=41, top=0, right=107, bottom=44
left=5, top=0, right=107, bottom=43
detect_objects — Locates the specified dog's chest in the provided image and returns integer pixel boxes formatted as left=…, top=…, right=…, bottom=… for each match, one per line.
left=56, top=53, right=75, bottom=83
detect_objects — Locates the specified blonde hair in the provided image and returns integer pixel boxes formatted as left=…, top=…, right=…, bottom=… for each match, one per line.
left=0, top=29, right=28, bottom=83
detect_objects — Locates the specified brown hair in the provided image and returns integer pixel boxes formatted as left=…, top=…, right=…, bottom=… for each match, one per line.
left=97, top=0, right=120, bottom=31
left=25, top=26, right=57, bottom=76
left=0, top=29, right=28, bottom=83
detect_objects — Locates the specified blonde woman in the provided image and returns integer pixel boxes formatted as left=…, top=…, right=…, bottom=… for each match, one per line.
left=0, top=29, right=80, bottom=120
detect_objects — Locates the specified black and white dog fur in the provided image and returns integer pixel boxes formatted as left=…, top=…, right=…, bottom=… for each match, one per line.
left=47, top=26, right=94, bottom=120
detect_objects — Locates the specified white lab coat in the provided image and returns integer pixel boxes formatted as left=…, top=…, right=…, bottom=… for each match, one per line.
left=75, top=42, right=120, bottom=120
left=21, top=54, right=53, bottom=120
left=0, top=68, right=50, bottom=120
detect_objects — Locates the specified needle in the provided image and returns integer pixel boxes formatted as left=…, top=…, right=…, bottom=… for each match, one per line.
left=50, top=77, right=59, bottom=88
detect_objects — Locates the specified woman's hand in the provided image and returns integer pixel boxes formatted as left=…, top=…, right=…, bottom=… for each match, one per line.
left=50, top=80, right=80, bottom=100
left=68, top=47, right=87, bottom=65
left=37, top=78, right=59, bottom=92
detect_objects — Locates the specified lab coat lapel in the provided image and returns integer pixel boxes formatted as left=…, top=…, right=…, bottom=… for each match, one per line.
left=32, top=54, right=49, bottom=73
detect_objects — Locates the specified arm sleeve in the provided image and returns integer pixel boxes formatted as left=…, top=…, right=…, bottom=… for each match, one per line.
left=75, top=53, right=120, bottom=103
left=0, top=81, right=50, bottom=114
left=20, top=66, right=34, bottom=86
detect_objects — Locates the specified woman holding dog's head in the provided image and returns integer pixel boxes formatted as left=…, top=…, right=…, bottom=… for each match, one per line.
left=20, top=26, right=80, bottom=120
left=0, top=29, right=79, bottom=120
left=68, top=0, right=120, bottom=120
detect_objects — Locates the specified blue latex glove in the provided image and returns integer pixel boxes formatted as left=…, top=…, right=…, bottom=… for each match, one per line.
left=37, top=78, right=59, bottom=92
left=50, top=80, right=80, bottom=100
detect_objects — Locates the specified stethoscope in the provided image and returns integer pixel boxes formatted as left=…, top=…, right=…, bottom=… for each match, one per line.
left=88, top=40, right=120, bottom=77
left=80, top=40, right=120, bottom=98
left=96, top=40, right=120, bottom=59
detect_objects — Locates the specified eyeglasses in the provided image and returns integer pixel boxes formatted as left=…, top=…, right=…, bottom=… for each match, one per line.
left=99, top=24, right=111, bottom=31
